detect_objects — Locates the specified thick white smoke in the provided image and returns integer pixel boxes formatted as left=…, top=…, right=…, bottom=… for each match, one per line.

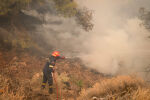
left=35, top=14, right=86, bottom=57
left=77, top=0, right=150, bottom=76
left=26, top=0, right=150, bottom=77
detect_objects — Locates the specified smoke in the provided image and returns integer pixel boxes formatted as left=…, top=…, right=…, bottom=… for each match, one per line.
left=77, top=0, right=150, bottom=76
left=35, top=14, right=86, bottom=56
left=25, top=0, right=150, bottom=77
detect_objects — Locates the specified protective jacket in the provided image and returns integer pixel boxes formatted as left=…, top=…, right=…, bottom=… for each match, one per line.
left=43, top=56, right=62, bottom=75
left=42, top=54, right=65, bottom=94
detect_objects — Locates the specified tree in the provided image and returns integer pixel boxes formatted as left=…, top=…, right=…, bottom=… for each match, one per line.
left=0, top=0, right=93, bottom=31
left=0, top=0, right=31, bottom=15
left=139, top=7, right=150, bottom=29
left=53, top=0, right=93, bottom=31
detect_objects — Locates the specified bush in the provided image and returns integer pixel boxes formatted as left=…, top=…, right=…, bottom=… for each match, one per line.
left=78, top=75, right=150, bottom=100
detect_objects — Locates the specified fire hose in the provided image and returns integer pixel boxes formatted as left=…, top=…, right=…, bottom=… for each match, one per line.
left=53, top=69, right=62, bottom=100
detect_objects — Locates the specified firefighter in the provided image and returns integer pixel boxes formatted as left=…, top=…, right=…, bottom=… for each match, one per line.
left=41, top=51, right=65, bottom=94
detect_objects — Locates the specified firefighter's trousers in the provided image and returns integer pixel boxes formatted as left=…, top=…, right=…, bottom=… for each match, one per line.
left=42, top=72, right=53, bottom=86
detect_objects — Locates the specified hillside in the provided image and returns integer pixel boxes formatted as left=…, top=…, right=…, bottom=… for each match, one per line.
left=0, top=50, right=105, bottom=100
left=1, top=0, right=150, bottom=100
left=1, top=50, right=150, bottom=100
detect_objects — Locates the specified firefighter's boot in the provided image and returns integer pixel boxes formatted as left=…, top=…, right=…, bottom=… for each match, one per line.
left=49, top=87, right=53, bottom=94
left=41, top=83, right=46, bottom=90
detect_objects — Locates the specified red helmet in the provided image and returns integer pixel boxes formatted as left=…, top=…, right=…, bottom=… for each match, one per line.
left=52, top=51, right=60, bottom=57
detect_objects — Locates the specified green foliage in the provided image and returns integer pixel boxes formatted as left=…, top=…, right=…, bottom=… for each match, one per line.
left=139, top=7, right=150, bottom=29
left=75, top=8, right=93, bottom=31
left=53, top=0, right=93, bottom=31
left=0, top=0, right=93, bottom=31
left=76, top=80, right=83, bottom=88
left=2, top=32, right=32, bottom=49
left=70, top=76, right=83, bottom=89
left=53, top=0, right=77, bottom=17
left=0, top=0, right=31, bottom=15
left=12, top=38, right=31, bottom=49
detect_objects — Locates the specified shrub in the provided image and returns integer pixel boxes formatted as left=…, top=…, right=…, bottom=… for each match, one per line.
left=78, top=75, right=149, bottom=100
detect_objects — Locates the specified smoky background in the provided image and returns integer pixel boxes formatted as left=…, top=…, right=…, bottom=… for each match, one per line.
left=24, top=0, right=150, bottom=80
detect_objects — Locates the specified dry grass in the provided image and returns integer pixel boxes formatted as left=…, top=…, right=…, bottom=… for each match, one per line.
left=1, top=51, right=150, bottom=100
left=78, top=75, right=150, bottom=100
left=0, top=75, right=25, bottom=100
left=132, top=87, right=150, bottom=100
